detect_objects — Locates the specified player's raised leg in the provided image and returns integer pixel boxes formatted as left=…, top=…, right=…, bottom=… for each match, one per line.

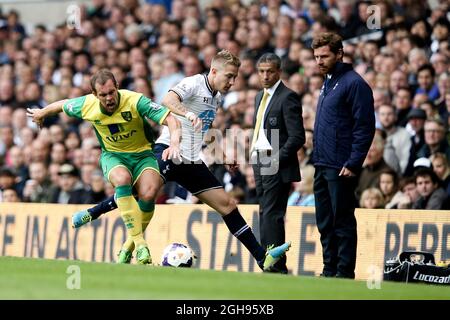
left=72, top=195, right=117, bottom=228
left=196, top=188, right=291, bottom=272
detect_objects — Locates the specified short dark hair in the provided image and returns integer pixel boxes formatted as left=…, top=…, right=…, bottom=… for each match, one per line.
left=256, top=53, right=281, bottom=70
left=435, top=17, right=450, bottom=29
left=399, top=176, right=416, bottom=190
left=417, top=64, right=435, bottom=78
left=0, top=168, right=16, bottom=178
left=365, top=39, right=379, bottom=47
left=90, top=69, right=118, bottom=93
left=419, top=100, right=435, bottom=108
left=311, top=32, right=343, bottom=55
left=315, top=16, right=338, bottom=33
left=415, top=167, right=439, bottom=185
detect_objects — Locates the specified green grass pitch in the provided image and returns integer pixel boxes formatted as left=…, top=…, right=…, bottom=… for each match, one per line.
left=0, top=257, right=449, bottom=300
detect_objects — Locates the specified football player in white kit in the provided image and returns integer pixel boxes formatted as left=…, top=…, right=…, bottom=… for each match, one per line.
left=72, top=50, right=291, bottom=272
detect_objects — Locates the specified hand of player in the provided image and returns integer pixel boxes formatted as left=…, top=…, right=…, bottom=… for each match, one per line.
left=225, top=163, right=239, bottom=173
left=397, top=194, right=412, bottom=209
left=185, top=111, right=202, bottom=132
left=339, top=167, right=355, bottom=177
left=224, top=157, right=239, bottom=174
left=26, top=107, right=44, bottom=128
left=162, top=145, right=182, bottom=163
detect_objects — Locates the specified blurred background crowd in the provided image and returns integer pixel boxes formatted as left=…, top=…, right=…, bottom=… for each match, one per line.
left=0, top=0, right=449, bottom=210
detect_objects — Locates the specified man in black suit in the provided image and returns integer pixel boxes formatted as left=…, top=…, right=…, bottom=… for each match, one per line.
left=251, top=53, right=305, bottom=273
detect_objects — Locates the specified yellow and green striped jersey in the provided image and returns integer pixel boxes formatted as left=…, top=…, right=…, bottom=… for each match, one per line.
left=63, top=90, right=170, bottom=153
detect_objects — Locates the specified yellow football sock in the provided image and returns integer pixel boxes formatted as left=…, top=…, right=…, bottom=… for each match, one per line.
left=121, top=210, right=154, bottom=252
left=115, top=185, right=146, bottom=249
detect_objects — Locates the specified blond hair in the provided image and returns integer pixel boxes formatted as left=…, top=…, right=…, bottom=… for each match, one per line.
left=211, top=50, right=241, bottom=69
left=360, top=187, right=385, bottom=209
left=430, top=152, right=450, bottom=180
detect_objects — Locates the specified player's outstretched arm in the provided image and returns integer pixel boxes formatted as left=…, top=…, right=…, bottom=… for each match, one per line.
left=26, top=99, right=68, bottom=128
left=161, top=113, right=182, bottom=161
left=162, top=91, right=202, bottom=131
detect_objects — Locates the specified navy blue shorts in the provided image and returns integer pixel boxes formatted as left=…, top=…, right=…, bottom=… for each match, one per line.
left=153, top=143, right=223, bottom=195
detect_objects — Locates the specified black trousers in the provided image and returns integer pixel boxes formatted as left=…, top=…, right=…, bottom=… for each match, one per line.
left=313, top=166, right=358, bottom=278
left=253, top=161, right=291, bottom=273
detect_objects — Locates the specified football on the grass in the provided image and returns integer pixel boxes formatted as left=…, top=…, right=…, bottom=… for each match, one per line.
left=161, top=243, right=195, bottom=267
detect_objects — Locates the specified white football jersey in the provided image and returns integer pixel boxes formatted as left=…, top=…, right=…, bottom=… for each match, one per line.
left=156, top=74, right=223, bottom=161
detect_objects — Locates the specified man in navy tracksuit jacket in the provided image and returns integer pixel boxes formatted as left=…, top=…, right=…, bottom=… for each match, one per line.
left=312, top=33, right=375, bottom=279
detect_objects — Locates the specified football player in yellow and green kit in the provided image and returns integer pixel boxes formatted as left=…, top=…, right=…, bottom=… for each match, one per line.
left=27, top=69, right=182, bottom=264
